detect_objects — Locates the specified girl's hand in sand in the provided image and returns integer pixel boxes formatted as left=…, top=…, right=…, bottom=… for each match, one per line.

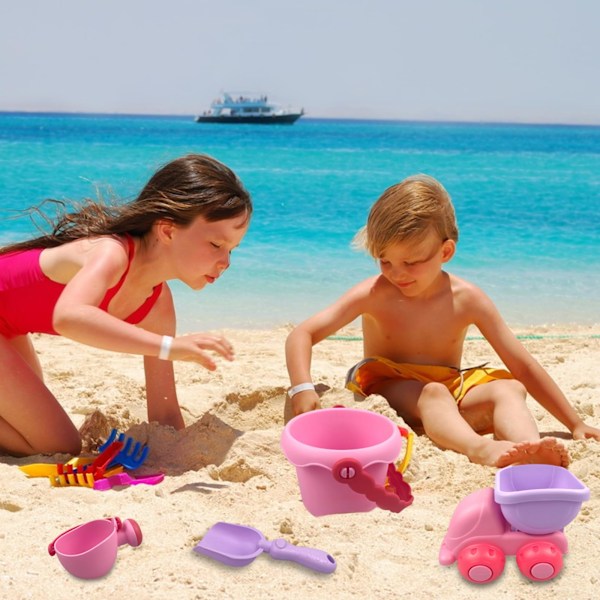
left=292, top=391, right=321, bottom=416
left=168, top=333, right=235, bottom=370
left=571, top=421, right=600, bottom=441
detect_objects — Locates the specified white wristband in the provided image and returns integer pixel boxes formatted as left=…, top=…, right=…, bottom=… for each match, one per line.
left=287, top=382, right=315, bottom=399
left=158, top=335, right=173, bottom=360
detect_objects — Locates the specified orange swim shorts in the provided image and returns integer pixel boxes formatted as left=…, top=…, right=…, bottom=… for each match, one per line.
left=345, top=356, right=513, bottom=404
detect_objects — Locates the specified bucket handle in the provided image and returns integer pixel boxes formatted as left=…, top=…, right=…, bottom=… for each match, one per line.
left=332, top=458, right=413, bottom=513
left=396, top=427, right=414, bottom=474
left=331, top=406, right=414, bottom=473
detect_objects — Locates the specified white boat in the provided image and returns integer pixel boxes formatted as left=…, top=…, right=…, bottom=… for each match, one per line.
left=195, top=93, right=304, bottom=125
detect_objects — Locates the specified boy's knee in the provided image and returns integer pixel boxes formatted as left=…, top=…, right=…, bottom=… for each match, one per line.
left=509, top=379, right=527, bottom=396
left=491, top=378, right=527, bottom=402
left=419, top=382, right=455, bottom=409
left=421, top=382, right=451, bottom=399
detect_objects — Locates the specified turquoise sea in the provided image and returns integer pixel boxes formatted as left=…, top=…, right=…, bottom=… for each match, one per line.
left=0, top=112, right=598, bottom=331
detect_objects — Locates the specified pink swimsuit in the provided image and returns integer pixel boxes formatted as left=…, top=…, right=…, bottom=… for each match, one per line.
left=0, top=235, right=162, bottom=339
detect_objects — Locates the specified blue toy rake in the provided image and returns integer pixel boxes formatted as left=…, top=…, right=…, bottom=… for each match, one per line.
left=98, top=429, right=149, bottom=470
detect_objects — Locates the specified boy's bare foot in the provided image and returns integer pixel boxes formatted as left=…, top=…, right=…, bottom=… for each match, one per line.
left=495, top=437, right=570, bottom=468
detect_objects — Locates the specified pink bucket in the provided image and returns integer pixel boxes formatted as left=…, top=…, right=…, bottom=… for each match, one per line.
left=281, top=408, right=409, bottom=516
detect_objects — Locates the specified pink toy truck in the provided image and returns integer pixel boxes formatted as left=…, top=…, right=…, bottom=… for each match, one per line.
left=439, top=464, right=590, bottom=584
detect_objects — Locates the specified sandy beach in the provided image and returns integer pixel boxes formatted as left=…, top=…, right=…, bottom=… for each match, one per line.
left=1, top=325, right=599, bottom=600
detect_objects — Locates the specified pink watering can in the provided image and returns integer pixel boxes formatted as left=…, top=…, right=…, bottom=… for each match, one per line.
left=48, top=517, right=142, bottom=579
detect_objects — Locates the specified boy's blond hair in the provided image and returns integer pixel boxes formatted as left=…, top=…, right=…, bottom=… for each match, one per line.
left=354, top=174, right=459, bottom=258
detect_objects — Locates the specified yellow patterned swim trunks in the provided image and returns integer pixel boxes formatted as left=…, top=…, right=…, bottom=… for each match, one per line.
left=345, top=356, right=513, bottom=404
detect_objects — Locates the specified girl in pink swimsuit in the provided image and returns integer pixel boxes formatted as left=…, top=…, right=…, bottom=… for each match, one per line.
left=0, top=154, right=252, bottom=456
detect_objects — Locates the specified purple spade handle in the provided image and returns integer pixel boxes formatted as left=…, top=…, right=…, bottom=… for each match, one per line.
left=259, top=538, right=336, bottom=573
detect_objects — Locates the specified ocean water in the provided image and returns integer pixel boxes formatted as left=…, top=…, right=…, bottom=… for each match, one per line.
left=0, top=112, right=598, bottom=331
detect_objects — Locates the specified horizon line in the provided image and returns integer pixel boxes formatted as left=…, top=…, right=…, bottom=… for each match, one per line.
left=1, top=109, right=599, bottom=129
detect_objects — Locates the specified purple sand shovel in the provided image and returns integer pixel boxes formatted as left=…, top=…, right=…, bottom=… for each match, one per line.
left=193, top=522, right=336, bottom=574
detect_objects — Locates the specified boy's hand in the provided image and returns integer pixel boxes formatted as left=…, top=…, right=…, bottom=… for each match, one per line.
left=571, top=421, right=600, bottom=442
left=292, top=391, right=321, bottom=416
left=284, top=390, right=320, bottom=424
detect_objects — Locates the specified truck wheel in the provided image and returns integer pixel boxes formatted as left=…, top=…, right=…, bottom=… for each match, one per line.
left=516, top=542, right=563, bottom=581
left=457, top=543, right=505, bottom=584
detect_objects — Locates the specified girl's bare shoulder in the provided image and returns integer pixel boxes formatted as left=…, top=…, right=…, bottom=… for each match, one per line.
left=40, top=235, right=129, bottom=281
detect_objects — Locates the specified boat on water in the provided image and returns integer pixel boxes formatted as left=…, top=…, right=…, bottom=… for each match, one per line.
left=195, top=93, right=304, bottom=125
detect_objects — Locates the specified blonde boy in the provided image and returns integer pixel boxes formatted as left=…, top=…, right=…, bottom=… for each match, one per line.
left=285, top=175, right=599, bottom=467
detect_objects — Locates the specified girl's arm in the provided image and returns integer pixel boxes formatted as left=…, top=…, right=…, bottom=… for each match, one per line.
left=137, top=286, right=185, bottom=430
left=285, top=280, right=370, bottom=416
left=53, top=240, right=168, bottom=355
left=472, top=288, right=600, bottom=440
left=53, top=241, right=234, bottom=366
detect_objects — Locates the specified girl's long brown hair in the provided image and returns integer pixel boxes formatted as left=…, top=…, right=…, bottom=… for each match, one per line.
left=0, top=154, right=252, bottom=255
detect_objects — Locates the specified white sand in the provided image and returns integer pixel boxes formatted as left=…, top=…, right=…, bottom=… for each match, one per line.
left=1, top=326, right=599, bottom=599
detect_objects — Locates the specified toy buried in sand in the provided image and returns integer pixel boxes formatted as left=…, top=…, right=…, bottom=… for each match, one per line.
left=19, top=441, right=124, bottom=487
left=98, top=428, right=149, bottom=470
left=93, top=471, right=165, bottom=491
left=48, top=517, right=142, bottom=579
left=20, top=432, right=155, bottom=489
left=439, top=464, right=590, bottom=584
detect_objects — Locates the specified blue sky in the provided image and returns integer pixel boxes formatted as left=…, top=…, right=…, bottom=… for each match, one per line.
left=1, top=0, right=599, bottom=124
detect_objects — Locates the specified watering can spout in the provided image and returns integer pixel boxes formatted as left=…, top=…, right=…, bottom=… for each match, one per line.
left=116, top=518, right=143, bottom=547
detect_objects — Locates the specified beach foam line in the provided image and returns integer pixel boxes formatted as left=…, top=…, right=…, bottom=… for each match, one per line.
left=327, top=333, right=600, bottom=342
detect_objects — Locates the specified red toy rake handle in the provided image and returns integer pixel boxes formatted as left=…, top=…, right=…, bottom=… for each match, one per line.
left=56, top=441, right=123, bottom=479
left=332, top=458, right=413, bottom=513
